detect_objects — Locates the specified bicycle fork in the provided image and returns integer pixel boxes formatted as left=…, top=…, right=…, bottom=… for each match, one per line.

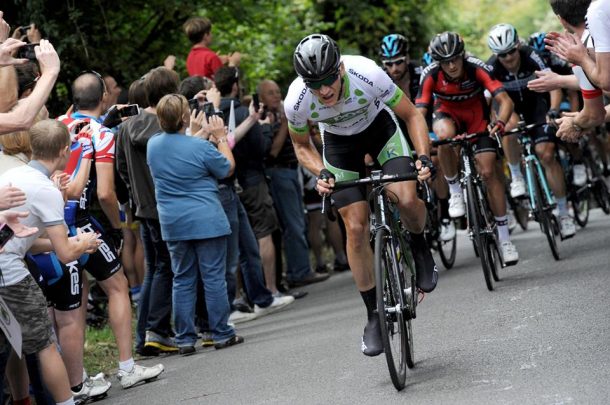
left=524, top=155, right=556, bottom=212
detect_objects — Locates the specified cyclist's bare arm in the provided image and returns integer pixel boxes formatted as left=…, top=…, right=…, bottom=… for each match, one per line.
left=493, top=91, right=513, bottom=125
left=289, top=127, right=325, bottom=176
left=392, top=96, right=430, bottom=158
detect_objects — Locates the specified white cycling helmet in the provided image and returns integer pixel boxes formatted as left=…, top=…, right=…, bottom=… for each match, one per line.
left=488, top=23, right=519, bottom=54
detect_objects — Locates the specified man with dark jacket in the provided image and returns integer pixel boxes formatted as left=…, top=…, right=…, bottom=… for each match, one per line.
left=215, top=67, right=328, bottom=292
left=116, top=67, right=178, bottom=355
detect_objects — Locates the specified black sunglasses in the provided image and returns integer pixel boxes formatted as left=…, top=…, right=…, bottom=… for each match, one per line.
left=498, top=48, right=518, bottom=58
left=383, top=57, right=406, bottom=67
left=79, top=69, right=107, bottom=93
left=305, top=72, right=339, bottom=90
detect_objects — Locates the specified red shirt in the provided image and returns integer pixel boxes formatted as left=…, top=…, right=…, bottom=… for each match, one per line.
left=186, top=46, right=223, bottom=78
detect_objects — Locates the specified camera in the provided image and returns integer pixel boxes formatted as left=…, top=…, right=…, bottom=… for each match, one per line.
left=0, top=223, right=15, bottom=250
left=188, top=98, right=201, bottom=114
left=251, top=93, right=266, bottom=119
left=118, top=104, right=140, bottom=118
left=17, top=43, right=38, bottom=61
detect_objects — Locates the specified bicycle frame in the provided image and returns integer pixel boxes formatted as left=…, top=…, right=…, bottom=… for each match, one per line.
left=521, top=135, right=555, bottom=211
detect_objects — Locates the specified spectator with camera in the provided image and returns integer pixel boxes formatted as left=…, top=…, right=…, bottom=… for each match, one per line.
left=116, top=67, right=178, bottom=356
left=58, top=71, right=164, bottom=388
left=0, top=12, right=59, bottom=135
left=0, top=119, right=103, bottom=405
left=184, top=17, right=241, bottom=79
left=259, top=79, right=331, bottom=285
left=147, top=94, right=244, bottom=354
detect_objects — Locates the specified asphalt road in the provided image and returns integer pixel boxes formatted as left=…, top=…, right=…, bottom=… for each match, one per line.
left=101, top=209, right=610, bottom=405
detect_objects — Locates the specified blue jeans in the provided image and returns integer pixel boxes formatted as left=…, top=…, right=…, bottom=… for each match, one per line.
left=167, top=236, right=234, bottom=345
left=219, top=185, right=273, bottom=308
left=136, top=218, right=173, bottom=350
left=267, top=167, right=311, bottom=281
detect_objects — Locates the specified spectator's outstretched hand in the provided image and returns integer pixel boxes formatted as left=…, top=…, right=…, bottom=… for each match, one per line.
left=228, top=52, right=242, bottom=67
left=0, top=38, right=28, bottom=66
left=27, top=24, right=42, bottom=44
left=545, top=31, right=588, bottom=66
left=0, top=11, right=10, bottom=42
left=35, top=39, right=60, bottom=75
left=190, top=109, right=208, bottom=139
left=527, top=70, right=561, bottom=93
left=0, top=210, right=39, bottom=252
left=556, top=115, right=584, bottom=143
left=0, top=184, right=27, bottom=210
left=163, top=55, right=176, bottom=70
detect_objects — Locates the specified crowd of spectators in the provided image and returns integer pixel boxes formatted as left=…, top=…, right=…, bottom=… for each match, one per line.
left=0, top=11, right=344, bottom=405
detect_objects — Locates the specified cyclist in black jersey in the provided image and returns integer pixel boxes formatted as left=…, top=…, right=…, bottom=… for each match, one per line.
left=487, top=23, right=576, bottom=238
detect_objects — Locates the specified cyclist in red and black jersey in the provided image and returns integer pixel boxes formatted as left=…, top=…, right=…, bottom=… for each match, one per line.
left=416, top=32, right=519, bottom=265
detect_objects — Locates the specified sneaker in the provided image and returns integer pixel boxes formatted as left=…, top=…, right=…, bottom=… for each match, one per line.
left=254, top=294, right=295, bottom=317
left=448, top=192, right=466, bottom=218
left=214, top=335, right=245, bottom=350
left=233, top=297, right=253, bottom=314
left=179, top=346, right=196, bottom=356
left=144, top=331, right=178, bottom=353
left=228, top=310, right=258, bottom=324
left=200, top=331, right=214, bottom=347
left=500, top=241, right=519, bottom=266
left=572, top=164, right=587, bottom=187
left=510, top=177, right=527, bottom=198
left=287, top=271, right=330, bottom=288
left=361, top=316, right=383, bottom=357
left=560, top=215, right=576, bottom=238
left=72, top=375, right=111, bottom=404
left=439, top=219, right=456, bottom=242
left=117, top=363, right=164, bottom=389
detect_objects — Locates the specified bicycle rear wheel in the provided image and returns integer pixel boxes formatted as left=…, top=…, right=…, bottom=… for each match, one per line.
left=466, top=179, right=494, bottom=291
left=375, top=228, right=408, bottom=390
left=532, top=168, right=560, bottom=260
left=438, top=235, right=457, bottom=270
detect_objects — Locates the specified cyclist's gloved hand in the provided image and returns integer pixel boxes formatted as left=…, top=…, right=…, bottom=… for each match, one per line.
left=546, top=108, right=560, bottom=127
left=316, top=168, right=335, bottom=195
left=108, top=228, right=124, bottom=256
left=416, top=154, right=436, bottom=181
left=490, top=119, right=505, bottom=137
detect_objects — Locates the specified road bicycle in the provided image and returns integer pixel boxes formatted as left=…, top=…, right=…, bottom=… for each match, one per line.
left=432, top=132, right=503, bottom=291
left=323, top=170, right=419, bottom=390
left=505, top=122, right=562, bottom=260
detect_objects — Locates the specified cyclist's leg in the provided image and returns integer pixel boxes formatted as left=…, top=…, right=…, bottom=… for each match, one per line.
left=323, top=128, right=381, bottom=356
left=433, top=113, right=465, bottom=218
left=503, top=112, right=527, bottom=197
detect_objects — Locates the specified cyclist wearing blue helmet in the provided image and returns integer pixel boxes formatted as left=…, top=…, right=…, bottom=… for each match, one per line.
left=379, top=34, right=422, bottom=102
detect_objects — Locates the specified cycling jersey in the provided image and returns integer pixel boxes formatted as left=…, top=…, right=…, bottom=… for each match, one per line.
left=416, top=56, right=504, bottom=137
left=386, top=62, right=422, bottom=103
left=487, top=46, right=550, bottom=114
left=574, top=29, right=603, bottom=100
left=58, top=113, right=115, bottom=219
left=285, top=55, right=404, bottom=136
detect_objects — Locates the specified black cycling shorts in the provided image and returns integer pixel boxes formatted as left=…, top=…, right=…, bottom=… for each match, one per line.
left=76, top=216, right=122, bottom=281
left=322, top=109, right=416, bottom=209
left=28, top=252, right=83, bottom=311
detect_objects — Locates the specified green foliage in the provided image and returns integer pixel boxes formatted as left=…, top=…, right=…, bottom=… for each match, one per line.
left=2, top=0, right=557, bottom=115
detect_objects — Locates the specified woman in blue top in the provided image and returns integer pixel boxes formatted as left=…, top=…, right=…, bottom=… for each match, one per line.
left=147, top=94, right=241, bottom=354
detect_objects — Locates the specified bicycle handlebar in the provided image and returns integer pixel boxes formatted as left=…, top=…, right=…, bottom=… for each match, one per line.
left=431, top=131, right=489, bottom=147
left=504, top=121, right=547, bottom=136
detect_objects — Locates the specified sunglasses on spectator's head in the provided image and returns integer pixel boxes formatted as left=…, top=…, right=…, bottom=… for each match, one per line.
left=383, top=57, right=406, bottom=67
left=498, top=48, right=518, bottom=58
left=304, top=72, right=339, bottom=90
left=79, top=69, right=107, bottom=93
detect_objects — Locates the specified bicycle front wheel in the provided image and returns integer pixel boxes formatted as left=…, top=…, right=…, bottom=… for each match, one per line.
left=375, top=228, right=409, bottom=390
left=438, top=234, right=457, bottom=270
left=532, top=167, right=560, bottom=260
left=466, top=179, right=494, bottom=291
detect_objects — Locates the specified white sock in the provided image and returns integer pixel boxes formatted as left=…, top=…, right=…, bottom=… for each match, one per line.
left=508, top=163, right=523, bottom=180
left=557, top=196, right=569, bottom=216
left=56, top=399, right=75, bottom=405
left=445, top=174, right=461, bottom=194
left=495, top=216, right=510, bottom=243
left=119, top=358, right=135, bottom=373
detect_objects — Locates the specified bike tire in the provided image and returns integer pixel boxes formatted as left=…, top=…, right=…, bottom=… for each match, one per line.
left=375, top=228, right=408, bottom=390
left=438, top=234, right=457, bottom=270
left=593, top=180, right=610, bottom=214
left=488, top=239, right=502, bottom=282
left=572, top=191, right=590, bottom=227
left=466, top=179, right=494, bottom=291
left=532, top=168, right=560, bottom=260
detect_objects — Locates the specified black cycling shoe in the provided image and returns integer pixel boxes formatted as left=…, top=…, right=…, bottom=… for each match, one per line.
left=411, top=238, right=438, bottom=293
left=361, top=316, right=383, bottom=357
